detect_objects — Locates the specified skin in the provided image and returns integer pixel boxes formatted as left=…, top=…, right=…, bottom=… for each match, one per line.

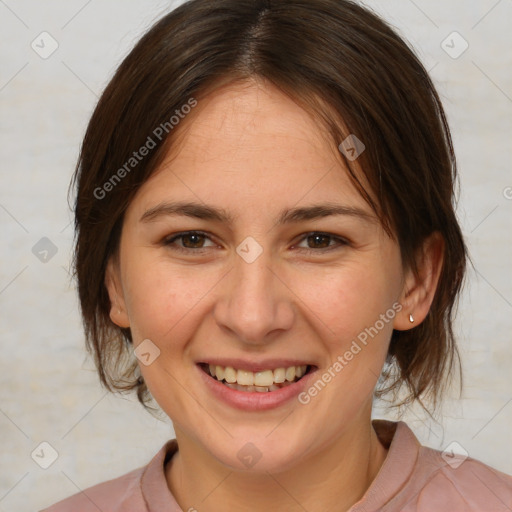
left=106, top=79, right=443, bottom=511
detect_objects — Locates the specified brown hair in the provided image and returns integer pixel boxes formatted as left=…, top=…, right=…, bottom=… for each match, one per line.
left=71, top=0, right=467, bottom=416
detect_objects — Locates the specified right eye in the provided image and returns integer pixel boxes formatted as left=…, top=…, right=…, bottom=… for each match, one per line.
left=162, top=231, right=218, bottom=253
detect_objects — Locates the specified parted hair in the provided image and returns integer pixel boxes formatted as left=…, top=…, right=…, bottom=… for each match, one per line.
left=71, top=0, right=467, bottom=416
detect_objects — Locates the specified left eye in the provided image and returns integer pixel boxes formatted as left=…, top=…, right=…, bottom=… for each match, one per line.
left=293, top=232, right=348, bottom=252
left=162, top=231, right=347, bottom=253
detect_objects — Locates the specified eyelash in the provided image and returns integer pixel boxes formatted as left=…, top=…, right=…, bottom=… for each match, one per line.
left=162, top=230, right=349, bottom=254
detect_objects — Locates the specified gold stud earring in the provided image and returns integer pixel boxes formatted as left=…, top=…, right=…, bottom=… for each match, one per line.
left=409, top=314, right=414, bottom=323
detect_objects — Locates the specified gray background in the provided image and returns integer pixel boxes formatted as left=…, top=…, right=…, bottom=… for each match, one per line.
left=0, top=1, right=511, bottom=511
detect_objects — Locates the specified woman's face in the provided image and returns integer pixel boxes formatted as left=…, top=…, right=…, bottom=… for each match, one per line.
left=107, top=80, right=414, bottom=472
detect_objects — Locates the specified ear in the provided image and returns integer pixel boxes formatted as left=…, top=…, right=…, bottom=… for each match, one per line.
left=393, top=232, right=444, bottom=331
left=105, top=257, right=130, bottom=328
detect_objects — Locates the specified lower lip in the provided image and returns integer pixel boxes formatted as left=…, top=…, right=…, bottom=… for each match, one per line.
left=196, top=365, right=317, bottom=411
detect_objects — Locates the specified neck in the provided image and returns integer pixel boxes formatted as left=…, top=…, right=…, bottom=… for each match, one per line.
left=166, top=414, right=388, bottom=512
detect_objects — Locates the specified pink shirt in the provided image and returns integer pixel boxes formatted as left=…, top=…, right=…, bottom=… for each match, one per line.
left=41, top=420, right=512, bottom=511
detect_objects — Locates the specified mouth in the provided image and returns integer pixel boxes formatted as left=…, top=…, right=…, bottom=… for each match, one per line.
left=198, top=362, right=316, bottom=393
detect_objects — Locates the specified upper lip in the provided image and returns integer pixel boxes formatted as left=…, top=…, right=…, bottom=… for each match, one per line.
left=197, top=358, right=316, bottom=373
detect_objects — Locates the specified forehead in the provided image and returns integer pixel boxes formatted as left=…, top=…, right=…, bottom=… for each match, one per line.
left=170, top=80, right=338, bottom=164
left=128, top=80, right=374, bottom=221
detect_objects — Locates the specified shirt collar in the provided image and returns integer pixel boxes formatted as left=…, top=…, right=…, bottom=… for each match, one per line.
left=140, top=420, right=420, bottom=512
left=349, top=420, right=421, bottom=511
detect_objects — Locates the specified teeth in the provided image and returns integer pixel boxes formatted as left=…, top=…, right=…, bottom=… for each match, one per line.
left=273, top=368, right=286, bottom=383
left=205, top=363, right=308, bottom=389
left=224, top=366, right=237, bottom=383
left=237, top=369, right=254, bottom=386
left=215, top=365, right=225, bottom=381
left=285, top=366, right=296, bottom=381
left=254, top=370, right=274, bottom=387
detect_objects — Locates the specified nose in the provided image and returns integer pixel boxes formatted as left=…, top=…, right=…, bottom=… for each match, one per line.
left=213, top=244, right=295, bottom=346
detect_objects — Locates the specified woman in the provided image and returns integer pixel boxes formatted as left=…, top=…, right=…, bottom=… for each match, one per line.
left=42, top=0, right=512, bottom=510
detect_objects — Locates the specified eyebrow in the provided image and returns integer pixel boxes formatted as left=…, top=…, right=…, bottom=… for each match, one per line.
left=140, top=200, right=375, bottom=225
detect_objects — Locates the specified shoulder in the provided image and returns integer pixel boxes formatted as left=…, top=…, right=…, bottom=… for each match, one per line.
left=39, top=465, right=148, bottom=512
left=369, top=420, right=512, bottom=512
left=410, top=443, right=512, bottom=511
left=39, top=440, right=177, bottom=512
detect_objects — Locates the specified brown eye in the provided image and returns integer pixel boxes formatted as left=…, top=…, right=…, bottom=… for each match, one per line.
left=307, top=234, right=331, bottom=249
left=180, top=233, right=206, bottom=248
left=294, top=232, right=348, bottom=252
left=163, top=231, right=216, bottom=252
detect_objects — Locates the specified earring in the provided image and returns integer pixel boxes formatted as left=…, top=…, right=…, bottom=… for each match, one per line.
left=409, top=314, right=414, bottom=323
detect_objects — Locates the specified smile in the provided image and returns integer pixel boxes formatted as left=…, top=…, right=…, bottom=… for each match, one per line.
left=199, top=363, right=312, bottom=393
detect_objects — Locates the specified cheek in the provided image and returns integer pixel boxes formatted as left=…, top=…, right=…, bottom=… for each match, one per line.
left=298, top=264, right=398, bottom=421
left=292, top=259, right=400, bottom=345
left=121, top=257, right=221, bottom=344
left=292, top=257, right=401, bottom=410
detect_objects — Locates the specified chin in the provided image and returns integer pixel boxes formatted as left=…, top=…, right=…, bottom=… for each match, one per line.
left=206, top=432, right=308, bottom=474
